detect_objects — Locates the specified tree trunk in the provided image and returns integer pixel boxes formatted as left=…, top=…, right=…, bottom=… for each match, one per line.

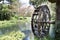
left=56, top=0, right=60, bottom=40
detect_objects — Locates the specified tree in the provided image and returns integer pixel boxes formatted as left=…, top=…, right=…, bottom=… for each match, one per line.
left=0, top=0, right=19, bottom=20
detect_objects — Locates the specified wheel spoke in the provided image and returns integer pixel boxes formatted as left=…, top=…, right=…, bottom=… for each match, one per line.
left=31, top=5, right=51, bottom=38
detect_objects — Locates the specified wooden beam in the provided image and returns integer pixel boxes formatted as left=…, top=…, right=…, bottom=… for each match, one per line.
left=48, top=0, right=56, bottom=3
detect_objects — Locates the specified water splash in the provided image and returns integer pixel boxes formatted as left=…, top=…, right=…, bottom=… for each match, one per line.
left=19, top=0, right=35, bottom=17
left=19, top=0, right=30, bottom=6
left=0, top=0, right=10, bottom=4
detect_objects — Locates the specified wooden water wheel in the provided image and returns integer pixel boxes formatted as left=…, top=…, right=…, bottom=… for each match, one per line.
left=31, top=5, right=51, bottom=38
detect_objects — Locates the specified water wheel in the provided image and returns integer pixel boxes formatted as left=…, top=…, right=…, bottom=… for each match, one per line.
left=31, top=5, right=51, bottom=38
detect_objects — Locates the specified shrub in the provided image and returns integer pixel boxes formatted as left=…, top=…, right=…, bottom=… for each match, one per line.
left=0, top=4, right=15, bottom=20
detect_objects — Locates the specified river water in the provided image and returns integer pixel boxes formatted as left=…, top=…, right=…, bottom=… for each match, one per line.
left=18, top=17, right=34, bottom=40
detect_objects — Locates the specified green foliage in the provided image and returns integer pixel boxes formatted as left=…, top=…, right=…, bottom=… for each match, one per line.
left=0, top=31, right=25, bottom=40
left=50, top=3, right=56, bottom=20
left=30, top=0, right=48, bottom=7
left=10, top=0, right=17, bottom=3
left=0, top=0, right=19, bottom=20
left=0, top=4, right=15, bottom=20
left=34, top=36, right=51, bottom=40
